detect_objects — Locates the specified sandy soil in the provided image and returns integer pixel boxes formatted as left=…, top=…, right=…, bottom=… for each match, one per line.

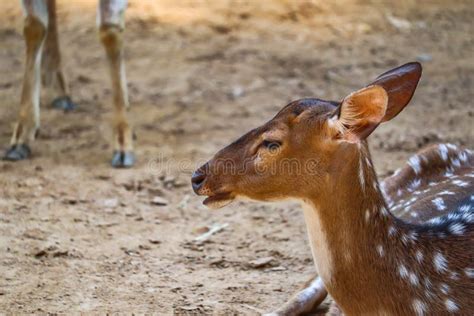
left=0, top=0, right=473, bottom=314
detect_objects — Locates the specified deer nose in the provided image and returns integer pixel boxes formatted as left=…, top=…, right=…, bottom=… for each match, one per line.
left=191, top=164, right=208, bottom=193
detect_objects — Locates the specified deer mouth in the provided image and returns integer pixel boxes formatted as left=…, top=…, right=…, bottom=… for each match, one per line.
left=203, top=192, right=234, bottom=209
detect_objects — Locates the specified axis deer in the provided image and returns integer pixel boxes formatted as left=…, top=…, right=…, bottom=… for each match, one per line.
left=3, top=0, right=134, bottom=168
left=192, top=62, right=474, bottom=315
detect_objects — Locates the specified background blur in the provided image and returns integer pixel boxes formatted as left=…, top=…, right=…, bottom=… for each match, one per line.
left=0, top=0, right=473, bottom=314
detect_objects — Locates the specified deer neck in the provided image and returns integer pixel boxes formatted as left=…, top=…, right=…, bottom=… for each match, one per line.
left=301, top=143, right=405, bottom=314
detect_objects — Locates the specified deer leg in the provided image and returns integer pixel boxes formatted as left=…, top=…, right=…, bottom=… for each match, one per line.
left=41, top=0, right=76, bottom=111
left=264, top=275, right=328, bottom=316
left=4, top=0, right=48, bottom=161
left=98, top=0, right=134, bottom=168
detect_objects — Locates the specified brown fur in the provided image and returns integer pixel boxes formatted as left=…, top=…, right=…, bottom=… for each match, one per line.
left=320, top=143, right=474, bottom=315
left=99, top=24, right=133, bottom=152
left=41, top=0, right=68, bottom=97
left=11, top=14, right=46, bottom=145
left=192, top=63, right=474, bottom=315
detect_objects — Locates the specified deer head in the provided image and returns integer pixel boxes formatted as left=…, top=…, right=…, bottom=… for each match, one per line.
left=192, top=62, right=422, bottom=209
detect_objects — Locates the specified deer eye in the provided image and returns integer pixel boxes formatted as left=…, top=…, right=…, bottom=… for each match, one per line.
left=261, top=140, right=282, bottom=152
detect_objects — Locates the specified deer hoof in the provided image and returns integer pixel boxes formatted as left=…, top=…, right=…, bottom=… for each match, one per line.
left=52, top=96, right=76, bottom=112
left=3, top=144, right=31, bottom=161
left=111, top=151, right=135, bottom=168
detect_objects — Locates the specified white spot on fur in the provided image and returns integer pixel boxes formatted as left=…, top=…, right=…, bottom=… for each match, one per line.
left=438, top=144, right=449, bottom=161
left=461, top=211, right=473, bottom=223
left=440, top=283, right=450, bottom=295
left=451, top=158, right=461, bottom=168
left=423, top=277, right=433, bottom=290
left=452, top=179, right=469, bottom=187
left=398, top=264, right=409, bottom=279
left=365, top=157, right=372, bottom=167
left=447, top=213, right=462, bottom=221
left=388, top=226, right=397, bottom=237
left=423, top=278, right=434, bottom=299
left=450, top=271, right=459, bottom=280
left=446, top=143, right=457, bottom=150
left=434, top=252, right=448, bottom=273
left=409, top=272, right=419, bottom=286
left=432, top=197, right=446, bottom=211
left=428, top=217, right=443, bottom=225
left=444, top=167, right=454, bottom=177
left=465, top=268, right=474, bottom=278
left=439, top=190, right=455, bottom=195
left=459, top=150, right=469, bottom=163
left=376, top=245, right=384, bottom=257
left=445, top=299, right=459, bottom=312
left=359, top=154, right=365, bottom=191
left=416, top=250, right=424, bottom=264
left=412, top=299, right=426, bottom=316
left=408, top=179, right=421, bottom=192
left=449, top=222, right=465, bottom=235
left=408, top=155, right=422, bottom=174
left=365, top=209, right=370, bottom=222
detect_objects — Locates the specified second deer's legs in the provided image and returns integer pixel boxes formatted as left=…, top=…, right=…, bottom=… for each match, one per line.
left=4, top=0, right=48, bottom=160
left=98, top=0, right=134, bottom=168
left=264, top=275, right=329, bottom=316
left=41, top=0, right=76, bottom=111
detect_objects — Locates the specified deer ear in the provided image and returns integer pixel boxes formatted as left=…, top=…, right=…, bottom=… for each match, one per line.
left=369, top=62, right=422, bottom=122
left=334, top=85, right=388, bottom=142
left=332, top=62, right=422, bottom=142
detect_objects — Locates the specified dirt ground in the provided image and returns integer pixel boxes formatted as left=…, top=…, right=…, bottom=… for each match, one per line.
left=0, top=0, right=473, bottom=314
